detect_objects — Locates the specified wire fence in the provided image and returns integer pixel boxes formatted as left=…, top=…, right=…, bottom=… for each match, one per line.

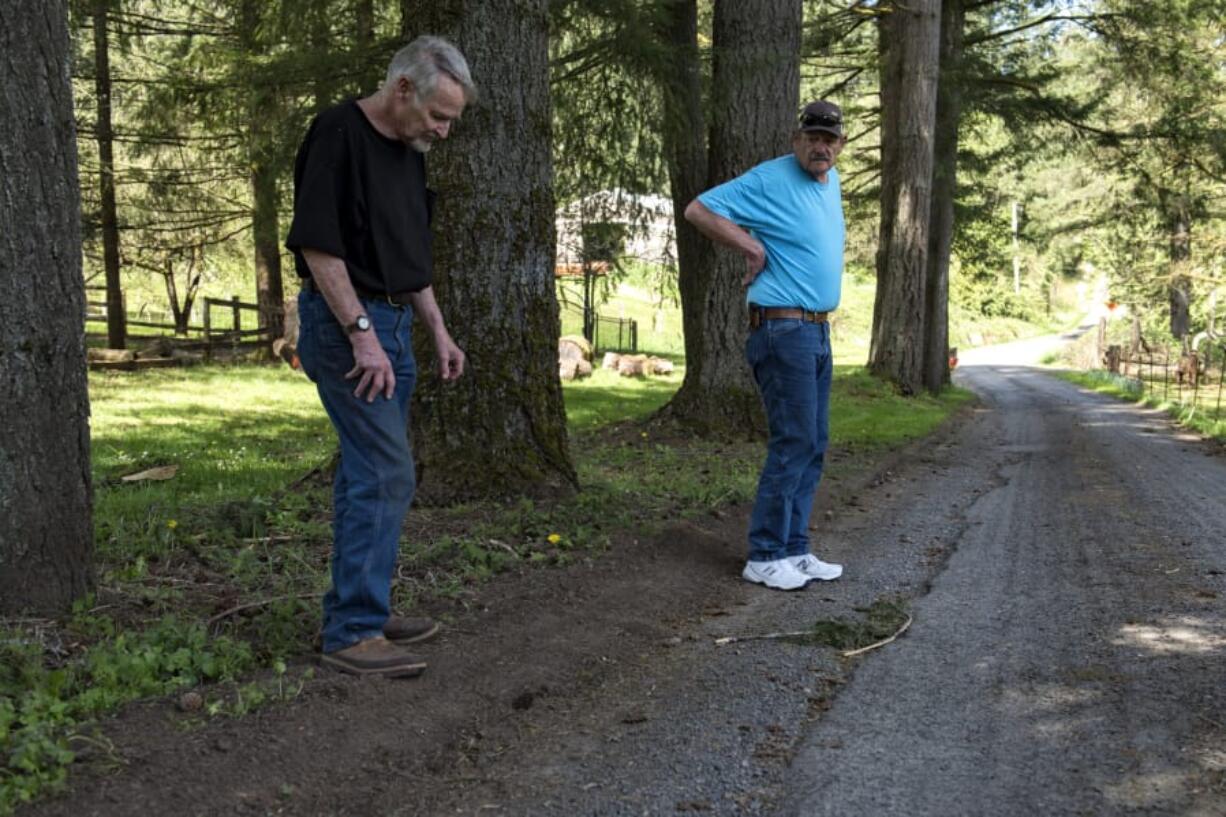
left=1102, top=341, right=1226, bottom=423
left=558, top=302, right=638, bottom=354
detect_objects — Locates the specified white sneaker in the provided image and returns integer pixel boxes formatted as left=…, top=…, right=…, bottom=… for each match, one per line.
left=790, top=554, right=842, bottom=581
left=742, top=558, right=810, bottom=591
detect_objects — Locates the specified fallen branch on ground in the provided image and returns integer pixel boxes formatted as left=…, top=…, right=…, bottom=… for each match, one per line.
left=840, top=615, right=912, bottom=657
left=714, top=614, right=914, bottom=656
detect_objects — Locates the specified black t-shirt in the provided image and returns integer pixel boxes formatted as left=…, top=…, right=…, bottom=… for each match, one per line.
left=285, top=100, right=434, bottom=294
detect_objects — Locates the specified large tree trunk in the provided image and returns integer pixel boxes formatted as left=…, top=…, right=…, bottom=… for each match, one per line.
left=242, top=0, right=285, bottom=357
left=655, top=0, right=714, bottom=424
left=402, top=0, right=576, bottom=500
left=923, top=0, right=964, bottom=394
left=93, top=0, right=126, bottom=350
left=354, top=0, right=380, bottom=94
left=869, top=0, right=942, bottom=396
left=0, top=0, right=94, bottom=613
left=661, top=0, right=802, bottom=436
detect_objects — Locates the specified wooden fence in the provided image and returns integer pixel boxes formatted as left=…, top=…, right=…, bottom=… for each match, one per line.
left=85, top=295, right=273, bottom=360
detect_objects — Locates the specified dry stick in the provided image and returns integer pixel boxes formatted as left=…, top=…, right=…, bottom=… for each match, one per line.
left=714, top=630, right=812, bottom=646
left=206, top=591, right=323, bottom=630
left=840, top=615, right=912, bottom=657
left=714, top=615, right=914, bottom=657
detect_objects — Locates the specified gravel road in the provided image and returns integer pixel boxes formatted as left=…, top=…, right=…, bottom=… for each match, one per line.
left=783, top=349, right=1226, bottom=816
left=423, top=336, right=1225, bottom=816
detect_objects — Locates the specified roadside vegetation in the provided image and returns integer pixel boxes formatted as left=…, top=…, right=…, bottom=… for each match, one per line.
left=1045, top=312, right=1226, bottom=444
left=1052, top=370, right=1226, bottom=442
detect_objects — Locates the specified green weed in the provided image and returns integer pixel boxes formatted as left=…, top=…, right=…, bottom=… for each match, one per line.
left=788, top=598, right=910, bottom=651
left=0, top=615, right=256, bottom=812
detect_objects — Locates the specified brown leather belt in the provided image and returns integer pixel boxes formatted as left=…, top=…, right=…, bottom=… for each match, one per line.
left=748, top=305, right=829, bottom=330
left=302, top=276, right=414, bottom=306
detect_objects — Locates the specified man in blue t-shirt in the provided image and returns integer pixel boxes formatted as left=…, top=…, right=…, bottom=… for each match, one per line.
left=684, top=100, right=849, bottom=591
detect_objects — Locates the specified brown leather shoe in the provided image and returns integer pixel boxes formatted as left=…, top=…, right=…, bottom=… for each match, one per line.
left=320, top=636, right=427, bottom=678
left=383, top=615, right=440, bottom=645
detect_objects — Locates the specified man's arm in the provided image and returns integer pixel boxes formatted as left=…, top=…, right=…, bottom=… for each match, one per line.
left=683, top=199, right=766, bottom=286
left=408, top=286, right=465, bottom=381
left=301, top=248, right=395, bottom=402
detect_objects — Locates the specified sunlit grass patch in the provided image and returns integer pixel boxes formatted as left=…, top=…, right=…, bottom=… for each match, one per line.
left=562, top=366, right=683, bottom=432
left=89, top=365, right=334, bottom=560
left=830, top=367, right=975, bottom=448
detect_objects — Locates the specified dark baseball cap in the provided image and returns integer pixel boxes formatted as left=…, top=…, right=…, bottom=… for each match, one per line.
left=798, top=100, right=843, bottom=136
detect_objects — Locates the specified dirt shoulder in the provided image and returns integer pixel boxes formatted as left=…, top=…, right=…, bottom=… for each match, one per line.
left=24, top=408, right=976, bottom=817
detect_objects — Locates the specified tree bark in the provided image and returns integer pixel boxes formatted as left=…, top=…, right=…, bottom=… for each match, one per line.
left=241, top=0, right=285, bottom=357
left=0, top=0, right=94, bottom=613
left=252, top=158, right=284, bottom=353
left=93, top=0, right=126, bottom=350
left=661, top=0, right=802, bottom=436
left=1164, top=192, right=1192, bottom=343
left=402, top=0, right=576, bottom=500
left=655, top=0, right=712, bottom=425
left=354, top=0, right=380, bottom=94
left=869, top=0, right=942, bottom=396
left=923, top=0, right=964, bottom=394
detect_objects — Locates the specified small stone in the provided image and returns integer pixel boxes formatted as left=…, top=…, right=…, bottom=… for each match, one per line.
left=177, top=691, right=203, bottom=712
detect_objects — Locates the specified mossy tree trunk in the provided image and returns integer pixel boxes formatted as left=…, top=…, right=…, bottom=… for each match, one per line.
left=0, top=0, right=94, bottom=614
left=660, top=0, right=802, bottom=436
left=923, top=0, right=965, bottom=395
left=401, top=0, right=576, bottom=500
left=869, top=0, right=941, bottom=396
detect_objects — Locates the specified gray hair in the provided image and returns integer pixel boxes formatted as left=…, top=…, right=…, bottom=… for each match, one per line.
left=386, top=36, right=477, bottom=104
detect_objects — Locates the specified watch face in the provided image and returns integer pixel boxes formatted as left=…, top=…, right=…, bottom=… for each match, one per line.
left=357, top=315, right=371, bottom=331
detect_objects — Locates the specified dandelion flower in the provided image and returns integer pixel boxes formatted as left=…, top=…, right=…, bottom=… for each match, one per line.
left=547, top=533, right=562, bottom=545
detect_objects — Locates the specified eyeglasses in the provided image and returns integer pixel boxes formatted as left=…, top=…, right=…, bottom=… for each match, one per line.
left=800, top=112, right=842, bottom=129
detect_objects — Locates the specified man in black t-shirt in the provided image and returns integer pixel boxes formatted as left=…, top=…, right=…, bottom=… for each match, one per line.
left=285, top=36, right=475, bottom=678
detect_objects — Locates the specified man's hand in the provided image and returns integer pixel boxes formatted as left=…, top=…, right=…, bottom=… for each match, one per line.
left=434, top=333, right=466, bottom=381
left=346, top=332, right=395, bottom=402
left=742, top=241, right=767, bottom=287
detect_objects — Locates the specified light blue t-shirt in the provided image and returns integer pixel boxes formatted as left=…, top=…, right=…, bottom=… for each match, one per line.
left=697, top=155, right=845, bottom=312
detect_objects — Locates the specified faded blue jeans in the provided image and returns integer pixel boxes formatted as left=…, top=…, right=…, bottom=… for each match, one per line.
left=745, top=319, right=833, bottom=563
left=296, top=288, right=417, bottom=654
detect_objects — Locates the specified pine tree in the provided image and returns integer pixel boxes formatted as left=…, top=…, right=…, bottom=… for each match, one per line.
left=0, top=0, right=94, bottom=614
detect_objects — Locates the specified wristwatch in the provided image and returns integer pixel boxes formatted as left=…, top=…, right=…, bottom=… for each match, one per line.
left=344, top=314, right=372, bottom=335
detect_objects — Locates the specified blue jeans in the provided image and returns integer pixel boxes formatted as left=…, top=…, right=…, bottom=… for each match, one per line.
left=745, top=319, right=833, bottom=563
left=296, top=289, right=417, bottom=653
